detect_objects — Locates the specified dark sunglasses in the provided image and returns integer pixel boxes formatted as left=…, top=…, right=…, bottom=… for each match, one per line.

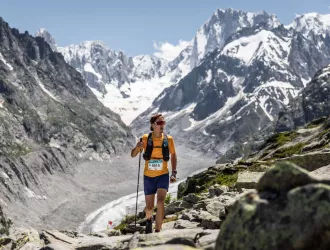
left=155, top=120, right=166, bottom=126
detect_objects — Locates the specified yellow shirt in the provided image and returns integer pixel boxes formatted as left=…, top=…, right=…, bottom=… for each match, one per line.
left=142, top=133, right=176, bottom=177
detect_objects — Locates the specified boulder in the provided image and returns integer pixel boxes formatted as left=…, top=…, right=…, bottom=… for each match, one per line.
left=216, top=161, right=330, bottom=250
left=236, top=171, right=264, bottom=189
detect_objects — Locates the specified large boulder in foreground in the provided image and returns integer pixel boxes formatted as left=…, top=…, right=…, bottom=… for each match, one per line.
left=216, top=161, right=330, bottom=250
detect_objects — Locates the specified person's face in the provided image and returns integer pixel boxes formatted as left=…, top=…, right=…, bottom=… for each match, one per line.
left=152, top=116, right=166, bottom=133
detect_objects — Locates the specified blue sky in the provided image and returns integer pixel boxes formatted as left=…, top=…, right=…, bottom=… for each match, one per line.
left=1, top=0, right=330, bottom=57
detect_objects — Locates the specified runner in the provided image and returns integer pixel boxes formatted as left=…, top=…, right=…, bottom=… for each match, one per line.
left=131, top=113, right=177, bottom=233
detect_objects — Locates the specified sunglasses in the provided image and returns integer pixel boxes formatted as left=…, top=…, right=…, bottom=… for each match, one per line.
left=155, top=120, right=166, bottom=126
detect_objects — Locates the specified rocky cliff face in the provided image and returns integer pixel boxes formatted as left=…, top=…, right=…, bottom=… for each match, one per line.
left=0, top=17, right=135, bottom=228
left=132, top=21, right=330, bottom=159
left=276, top=64, right=330, bottom=131
left=0, top=17, right=134, bottom=159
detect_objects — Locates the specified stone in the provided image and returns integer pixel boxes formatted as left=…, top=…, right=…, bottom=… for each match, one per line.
left=182, top=193, right=200, bottom=204
left=256, top=161, right=319, bottom=193
left=235, top=171, right=264, bottom=189
left=208, top=185, right=228, bottom=197
left=198, top=211, right=221, bottom=229
left=216, top=181, right=330, bottom=250
left=196, top=229, right=220, bottom=248
left=173, top=220, right=200, bottom=229
left=138, top=228, right=203, bottom=247
left=206, top=200, right=226, bottom=218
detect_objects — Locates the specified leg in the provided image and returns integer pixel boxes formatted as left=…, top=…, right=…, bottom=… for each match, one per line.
left=144, top=194, right=155, bottom=219
left=155, top=188, right=167, bottom=231
left=143, top=175, right=157, bottom=219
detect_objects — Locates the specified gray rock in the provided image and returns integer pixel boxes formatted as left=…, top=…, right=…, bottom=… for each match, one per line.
left=196, top=229, right=220, bottom=248
left=198, top=211, right=221, bottom=229
left=311, top=164, right=330, bottom=180
left=256, top=161, right=323, bottom=193
left=193, top=202, right=207, bottom=211
left=182, top=193, right=200, bottom=204
left=128, top=232, right=140, bottom=249
left=138, top=228, right=203, bottom=247
left=165, top=201, right=192, bottom=216
left=179, top=210, right=200, bottom=221
left=161, top=221, right=176, bottom=230
left=208, top=185, right=228, bottom=197
left=134, top=244, right=196, bottom=250
left=174, top=219, right=200, bottom=229
left=236, top=171, right=264, bottom=189
left=206, top=200, right=226, bottom=218
left=216, top=164, right=330, bottom=250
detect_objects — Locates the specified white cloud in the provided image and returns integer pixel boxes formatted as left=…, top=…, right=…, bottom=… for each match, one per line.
left=153, top=40, right=190, bottom=61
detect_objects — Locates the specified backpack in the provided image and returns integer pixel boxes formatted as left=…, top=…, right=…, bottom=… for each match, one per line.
left=143, top=133, right=170, bottom=161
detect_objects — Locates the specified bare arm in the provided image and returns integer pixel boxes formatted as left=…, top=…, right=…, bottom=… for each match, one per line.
left=131, top=140, right=143, bottom=157
left=171, top=153, right=177, bottom=172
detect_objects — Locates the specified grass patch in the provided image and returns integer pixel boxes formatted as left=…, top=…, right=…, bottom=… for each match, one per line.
left=214, top=172, right=238, bottom=186
left=264, top=131, right=298, bottom=150
left=272, top=143, right=305, bottom=158
left=113, top=223, right=127, bottom=231
left=306, top=116, right=328, bottom=129
left=165, top=193, right=172, bottom=205
left=113, top=214, right=136, bottom=231
left=198, top=172, right=238, bottom=194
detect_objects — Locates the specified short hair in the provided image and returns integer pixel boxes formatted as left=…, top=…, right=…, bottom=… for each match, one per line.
left=150, top=113, right=163, bottom=131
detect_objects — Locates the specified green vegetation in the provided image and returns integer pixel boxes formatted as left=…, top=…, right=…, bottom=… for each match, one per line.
left=165, top=193, right=172, bottom=205
left=0, top=207, right=12, bottom=236
left=113, top=214, right=136, bottom=231
left=306, top=116, right=328, bottom=129
left=113, top=223, right=127, bottom=231
left=265, top=131, right=298, bottom=150
left=287, top=153, right=330, bottom=171
left=6, top=143, right=31, bottom=158
left=272, top=143, right=305, bottom=159
left=199, top=172, right=238, bottom=194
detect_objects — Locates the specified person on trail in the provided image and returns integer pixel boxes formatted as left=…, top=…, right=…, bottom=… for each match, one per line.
left=131, top=113, right=177, bottom=234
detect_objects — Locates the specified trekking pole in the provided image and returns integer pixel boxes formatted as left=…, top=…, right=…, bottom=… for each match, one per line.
left=135, top=138, right=142, bottom=230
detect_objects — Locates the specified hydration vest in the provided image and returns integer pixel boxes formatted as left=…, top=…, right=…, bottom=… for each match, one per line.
left=143, top=133, right=170, bottom=161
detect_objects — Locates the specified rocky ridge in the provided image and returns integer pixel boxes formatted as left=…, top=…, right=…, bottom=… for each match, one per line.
left=2, top=117, right=330, bottom=249
left=0, top=17, right=135, bottom=231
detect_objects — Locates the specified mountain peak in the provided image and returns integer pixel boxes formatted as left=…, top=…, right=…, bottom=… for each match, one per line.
left=189, top=8, right=281, bottom=68
left=35, top=28, right=57, bottom=50
left=287, top=13, right=330, bottom=37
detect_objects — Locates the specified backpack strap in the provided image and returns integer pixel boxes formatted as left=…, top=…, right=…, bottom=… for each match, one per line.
left=162, top=134, right=170, bottom=162
left=143, top=133, right=170, bottom=162
left=143, top=133, right=153, bottom=161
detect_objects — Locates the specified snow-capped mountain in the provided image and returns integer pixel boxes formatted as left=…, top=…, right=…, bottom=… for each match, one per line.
left=35, top=28, right=57, bottom=51
left=131, top=13, right=330, bottom=158
left=36, top=30, right=182, bottom=124
left=287, top=13, right=330, bottom=39
left=37, top=9, right=330, bottom=159
left=276, top=64, right=330, bottom=131
left=187, top=8, right=281, bottom=68
left=36, top=9, right=281, bottom=125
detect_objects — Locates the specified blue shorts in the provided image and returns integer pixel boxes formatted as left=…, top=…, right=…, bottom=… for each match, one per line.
left=144, top=173, right=169, bottom=195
